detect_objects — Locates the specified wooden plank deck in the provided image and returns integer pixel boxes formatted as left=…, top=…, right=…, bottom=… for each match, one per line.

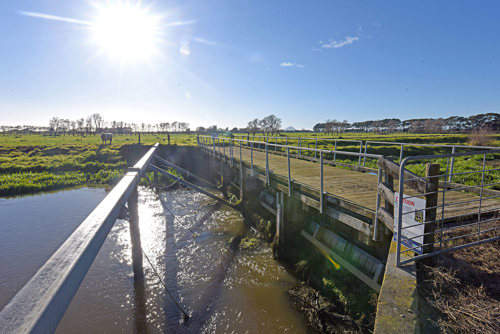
left=234, top=147, right=499, bottom=221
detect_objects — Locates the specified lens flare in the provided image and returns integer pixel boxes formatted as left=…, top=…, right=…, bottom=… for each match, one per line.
left=90, top=2, right=162, bottom=62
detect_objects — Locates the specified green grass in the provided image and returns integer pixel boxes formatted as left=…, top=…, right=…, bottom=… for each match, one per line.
left=1, top=132, right=498, bottom=196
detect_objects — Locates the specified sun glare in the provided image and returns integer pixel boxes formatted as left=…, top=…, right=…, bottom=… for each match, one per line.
left=90, top=2, right=162, bottom=62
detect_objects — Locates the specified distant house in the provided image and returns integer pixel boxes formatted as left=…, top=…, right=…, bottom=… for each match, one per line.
left=284, top=126, right=296, bottom=132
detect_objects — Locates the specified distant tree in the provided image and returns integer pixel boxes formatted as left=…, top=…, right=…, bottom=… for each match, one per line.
left=247, top=118, right=260, bottom=135
left=49, top=117, right=61, bottom=134
left=313, top=123, right=326, bottom=132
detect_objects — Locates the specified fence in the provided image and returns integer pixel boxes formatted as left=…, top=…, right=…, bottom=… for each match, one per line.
left=197, top=135, right=382, bottom=214
left=0, top=144, right=159, bottom=333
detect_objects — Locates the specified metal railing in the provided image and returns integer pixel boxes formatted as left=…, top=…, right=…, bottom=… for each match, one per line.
left=395, top=149, right=500, bottom=266
left=362, top=140, right=498, bottom=181
left=0, top=144, right=159, bottom=333
left=231, top=134, right=364, bottom=164
left=198, top=135, right=381, bottom=214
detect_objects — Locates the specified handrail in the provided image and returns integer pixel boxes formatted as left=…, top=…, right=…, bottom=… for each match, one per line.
left=198, top=135, right=380, bottom=159
left=0, top=143, right=159, bottom=334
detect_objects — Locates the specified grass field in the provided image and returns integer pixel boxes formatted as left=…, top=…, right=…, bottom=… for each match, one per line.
left=0, top=132, right=498, bottom=196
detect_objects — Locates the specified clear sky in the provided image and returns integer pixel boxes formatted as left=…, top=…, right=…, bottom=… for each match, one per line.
left=0, top=0, right=499, bottom=130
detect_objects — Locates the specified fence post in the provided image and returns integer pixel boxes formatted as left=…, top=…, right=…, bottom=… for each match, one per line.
left=320, top=151, right=324, bottom=213
left=399, top=144, right=404, bottom=164
left=448, top=146, right=456, bottom=183
left=424, top=163, right=440, bottom=254
left=275, top=137, right=277, bottom=152
left=128, top=185, right=144, bottom=283
left=287, top=147, right=291, bottom=197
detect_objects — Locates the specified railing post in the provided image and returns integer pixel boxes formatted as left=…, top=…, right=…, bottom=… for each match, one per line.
left=287, top=147, right=291, bottom=197
left=128, top=185, right=144, bottom=283
left=373, top=166, right=382, bottom=241
left=239, top=141, right=244, bottom=200
left=250, top=142, right=254, bottom=174
left=275, top=136, right=277, bottom=152
left=314, top=138, right=318, bottom=159
left=223, top=139, right=226, bottom=163
left=424, top=163, right=440, bottom=254
left=212, top=137, right=216, bottom=157
left=358, top=141, right=362, bottom=166
left=399, top=144, right=404, bottom=164
left=320, top=151, right=324, bottom=213
left=298, top=137, right=301, bottom=157
left=448, top=146, right=456, bottom=182
left=333, top=140, right=337, bottom=162
left=478, top=154, right=486, bottom=235
left=363, top=141, right=368, bottom=167
left=265, top=142, right=270, bottom=185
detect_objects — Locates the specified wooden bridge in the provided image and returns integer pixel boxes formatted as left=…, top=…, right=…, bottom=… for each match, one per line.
left=198, top=135, right=500, bottom=266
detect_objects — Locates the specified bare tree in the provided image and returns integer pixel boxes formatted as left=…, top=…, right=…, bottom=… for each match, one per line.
left=90, top=113, right=104, bottom=134
left=49, top=117, right=61, bottom=134
left=247, top=118, right=260, bottom=135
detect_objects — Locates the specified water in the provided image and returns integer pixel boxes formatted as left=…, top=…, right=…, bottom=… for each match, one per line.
left=0, top=187, right=311, bottom=333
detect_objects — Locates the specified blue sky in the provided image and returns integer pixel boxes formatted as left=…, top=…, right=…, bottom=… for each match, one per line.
left=0, top=0, right=499, bottom=129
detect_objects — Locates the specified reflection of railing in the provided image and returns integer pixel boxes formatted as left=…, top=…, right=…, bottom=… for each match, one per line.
left=197, top=135, right=381, bottom=214
left=0, top=144, right=159, bottom=333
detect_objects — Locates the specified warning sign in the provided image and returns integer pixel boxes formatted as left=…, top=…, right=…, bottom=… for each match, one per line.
left=394, top=192, right=426, bottom=254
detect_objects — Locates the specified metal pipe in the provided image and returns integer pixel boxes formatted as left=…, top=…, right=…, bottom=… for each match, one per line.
left=478, top=153, right=487, bottom=238
left=373, top=166, right=382, bottom=241
left=333, top=140, right=337, bottom=162
left=250, top=142, right=254, bottom=173
left=358, top=142, right=362, bottom=166
left=396, top=158, right=407, bottom=267
left=399, top=144, right=404, bottom=163
left=363, top=141, right=368, bottom=167
left=315, top=138, right=318, bottom=159
left=320, top=151, right=324, bottom=213
left=265, top=142, right=270, bottom=185
left=287, top=147, right=291, bottom=197
left=449, top=146, right=456, bottom=182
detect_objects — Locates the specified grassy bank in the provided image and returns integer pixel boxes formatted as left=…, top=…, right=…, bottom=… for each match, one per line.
left=0, top=133, right=197, bottom=196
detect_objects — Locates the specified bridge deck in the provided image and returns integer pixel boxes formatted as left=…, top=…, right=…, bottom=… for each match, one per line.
left=234, top=147, right=499, bottom=221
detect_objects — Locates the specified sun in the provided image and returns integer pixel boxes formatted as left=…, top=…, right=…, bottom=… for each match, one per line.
left=90, top=2, right=163, bottom=62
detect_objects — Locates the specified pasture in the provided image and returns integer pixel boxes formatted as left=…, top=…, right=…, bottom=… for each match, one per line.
left=0, top=132, right=498, bottom=196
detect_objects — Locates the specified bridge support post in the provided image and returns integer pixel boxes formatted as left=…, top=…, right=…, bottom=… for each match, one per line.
left=274, top=191, right=285, bottom=257
left=128, top=185, right=144, bottom=283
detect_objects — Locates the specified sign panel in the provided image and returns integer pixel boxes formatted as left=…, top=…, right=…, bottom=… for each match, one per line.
left=394, top=192, right=426, bottom=254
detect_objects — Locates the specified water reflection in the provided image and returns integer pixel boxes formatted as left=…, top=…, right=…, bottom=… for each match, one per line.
left=2, top=186, right=310, bottom=333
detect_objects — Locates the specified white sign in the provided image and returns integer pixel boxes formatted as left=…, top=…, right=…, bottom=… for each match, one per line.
left=394, top=192, right=426, bottom=254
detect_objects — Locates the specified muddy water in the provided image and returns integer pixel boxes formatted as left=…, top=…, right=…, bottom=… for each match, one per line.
left=1, top=187, right=311, bottom=333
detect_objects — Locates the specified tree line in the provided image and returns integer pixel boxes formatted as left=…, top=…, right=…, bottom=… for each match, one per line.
left=313, top=113, right=499, bottom=134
